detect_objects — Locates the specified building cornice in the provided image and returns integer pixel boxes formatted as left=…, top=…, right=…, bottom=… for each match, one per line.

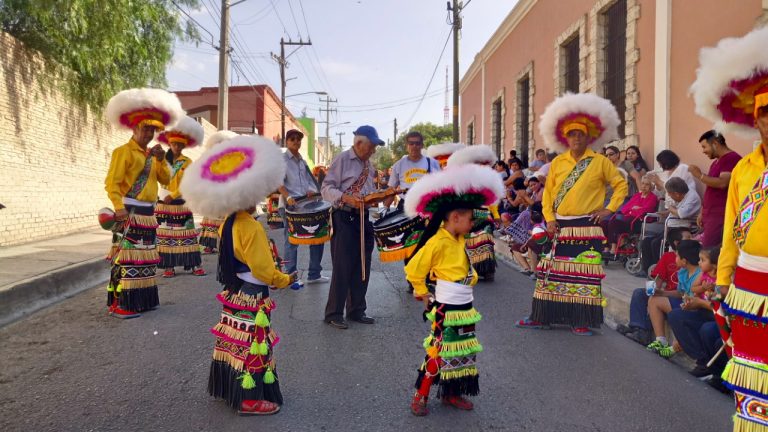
left=460, top=0, right=538, bottom=94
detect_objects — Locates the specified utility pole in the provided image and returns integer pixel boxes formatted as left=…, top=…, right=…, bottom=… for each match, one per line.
left=217, top=0, right=230, bottom=131
left=272, top=38, right=312, bottom=146
left=448, top=0, right=462, bottom=142
left=336, top=131, right=345, bottom=149
left=319, top=96, right=337, bottom=147
left=393, top=118, right=398, bottom=143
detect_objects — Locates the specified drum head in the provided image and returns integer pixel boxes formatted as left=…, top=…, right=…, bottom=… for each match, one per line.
left=289, top=197, right=331, bottom=214
left=373, top=209, right=412, bottom=229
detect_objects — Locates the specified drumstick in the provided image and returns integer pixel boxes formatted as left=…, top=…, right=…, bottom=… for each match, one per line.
left=706, top=344, right=725, bottom=368
left=360, top=202, right=366, bottom=281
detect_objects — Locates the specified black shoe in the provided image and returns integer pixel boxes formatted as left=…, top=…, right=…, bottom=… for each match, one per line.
left=627, top=329, right=652, bottom=345
left=616, top=324, right=633, bottom=335
left=350, top=315, right=375, bottom=324
left=327, top=319, right=348, bottom=329
left=689, top=364, right=713, bottom=378
left=705, top=376, right=731, bottom=395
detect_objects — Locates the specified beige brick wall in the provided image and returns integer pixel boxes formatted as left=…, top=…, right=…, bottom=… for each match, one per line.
left=0, top=32, right=215, bottom=246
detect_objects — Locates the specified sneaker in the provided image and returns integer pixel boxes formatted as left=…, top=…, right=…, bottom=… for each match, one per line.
left=657, top=344, right=676, bottom=359
left=627, top=329, right=652, bottom=345
left=646, top=340, right=665, bottom=352
left=616, top=324, right=633, bottom=335
left=306, top=276, right=329, bottom=284
left=689, top=364, right=712, bottom=378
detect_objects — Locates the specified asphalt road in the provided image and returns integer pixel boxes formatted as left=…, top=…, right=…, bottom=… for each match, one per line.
left=0, top=229, right=733, bottom=432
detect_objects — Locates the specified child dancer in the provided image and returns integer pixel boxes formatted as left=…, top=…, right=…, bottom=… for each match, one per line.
left=402, top=163, right=504, bottom=416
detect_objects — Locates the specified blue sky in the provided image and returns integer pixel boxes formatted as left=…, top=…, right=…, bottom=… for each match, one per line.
left=167, top=0, right=518, bottom=146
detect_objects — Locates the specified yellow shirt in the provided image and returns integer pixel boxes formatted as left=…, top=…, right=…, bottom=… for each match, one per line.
left=541, top=148, right=627, bottom=222
left=104, top=139, right=171, bottom=210
left=163, top=155, right=192, bottom=199
left=221, top=211, right=292, bottom=289
left=405, top=228, right=478, bottom=297
left=717, top=145, right=768, bottom=286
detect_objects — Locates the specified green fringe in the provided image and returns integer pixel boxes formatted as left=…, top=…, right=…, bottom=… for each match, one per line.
left=443, top=308, right=482, bottom=327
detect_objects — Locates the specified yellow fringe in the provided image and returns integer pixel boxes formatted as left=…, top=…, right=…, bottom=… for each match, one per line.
left=378, top=245, right=417, bottom=263
left=468, top=252, right=495, bottom=264
left=155, top=203, right=192, bottom=214
left=465, top=234, right=494, bottom=248
left=129, top=214, right=158, bottom=227
left=533, top=290, right=603, bottom=306
left=212, top=350, right=244, bottom=371
left=559, top=226, right=605, bottom=238
left=733, top=415, right=768, bottom=432
left=117, top=249, right=159, bottom=262
left=444, top=308, right=482, bottom=326
left=440, top=338, right=483, bottom=356
left=288, top=234, right=330, bottom=246
left=200, top=230, right=220, bottom=238
left=157, top=245, right=200, bottom=254
left=157, top=228, right=198, bottom=237
left=726, top=358, right=768, bottom=396
left=120, top=277, right=156, bottom=290
left=538, top=258, right=604, bottom=276
left=222, top=290, right=274, bottom=309
left=726, top=284, right=768, bottom=319
left=440, top=367, right=478, bottom=381
left=212, top=322, right=253, bottom=342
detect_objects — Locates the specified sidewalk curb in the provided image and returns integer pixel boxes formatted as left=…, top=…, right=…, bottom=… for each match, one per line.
left=0, top=257, right=108, bottom=327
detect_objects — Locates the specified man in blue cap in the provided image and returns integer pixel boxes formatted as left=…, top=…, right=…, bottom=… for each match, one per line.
left=321, top=125, right=385, bottom=329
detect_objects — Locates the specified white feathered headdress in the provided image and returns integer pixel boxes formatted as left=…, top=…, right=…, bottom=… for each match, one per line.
left=404, top=164, right=504, bottom=219
left=205, top=130, right=239, bottom=150
left=446, top=144, right=497, bottom=168
left=424, top=142, right=466, bottom=168
left=180, top=135, right=285, bottom=218
left=157, top=116, right=204, bottom=148
left=690, top=26, right=768, bottom=138
left=538, top=93, right=620, bottom=150
left=105, top=88, right=184, bottom=131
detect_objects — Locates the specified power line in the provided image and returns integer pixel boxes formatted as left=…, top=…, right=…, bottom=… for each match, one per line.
left=288, top=87, right=451, bottom=109
left=170, top=0, right=217, bottom=48
left=286, top=0, right=303, bottom=39
left=402, top=28, right=453, bottom=132
left=235, top=0, right=276, bottom=25
left=270, top=0, right=291, bottom=37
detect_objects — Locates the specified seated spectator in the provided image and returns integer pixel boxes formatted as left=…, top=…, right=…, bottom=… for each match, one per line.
left=528, top=149, right=547, bottom=172
left=667, top=246, right=727, bottom=389
left=536, top=151, right=558, bottom=183
left=504, top=158, right=525, bottom=187
left=646, top=240, right=702, bottom=358
left=509, top=204, right=549, bottom=278
left=640, top=177, right=701, bottom=274
left=526, top=176, right=544, bottom=203
left=493, top=160, right=511, bottom=181
left=602, top=176, right=659, bottom=258
left=503, top=202, right=541, bottom=256
left=504, top=177, right=529, bottom=214
left=617, top=229, right=689, bottom=345
left=625, top=145, right=650, bottom=198
left=646, top=150, right=698, bottom=210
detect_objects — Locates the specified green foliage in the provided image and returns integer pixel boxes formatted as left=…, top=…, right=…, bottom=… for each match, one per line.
left=0, top=0, right=200, bottom=112
left=391, top=122, right=454, bottom=159
left=371, top=145, right=395, bottom=170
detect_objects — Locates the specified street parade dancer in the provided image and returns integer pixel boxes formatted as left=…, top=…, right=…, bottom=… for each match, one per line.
left=155, top=116, right=206, bottom=277
left=691, top=26, right=768, bottom=432
left=516, top=92, right=627, bottom=335
left=104, top=88, right=184, bottom=318
left=446, top=144, right=501, bottom=281
left=424, top=141, right=466, bottom=169
left=403, top=162, right=504, bottom=416
left=198, top=130, right=239, bottom=254
left=180, top=134, right=298, bottom=416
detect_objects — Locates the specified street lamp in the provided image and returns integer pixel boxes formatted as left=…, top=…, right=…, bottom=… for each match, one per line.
left=282, top=91, right=327, bottom=145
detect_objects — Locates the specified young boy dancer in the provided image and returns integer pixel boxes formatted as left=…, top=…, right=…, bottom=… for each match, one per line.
left=402, top=163, right=504, bottom=416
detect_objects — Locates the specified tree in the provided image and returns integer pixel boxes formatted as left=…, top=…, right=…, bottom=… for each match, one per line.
left=371, top=145, right=394, bottom=170
left=0, top=0, right=199, bottom=113
left=390, top=122, right=454, bottom=159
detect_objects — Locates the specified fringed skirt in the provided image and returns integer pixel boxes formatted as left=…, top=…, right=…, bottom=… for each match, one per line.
left=208, top=283, right=283, bottom=409
left=155, top=200, right=202, bottom=269
left=200, top=217, right=223, bottom=251
left=106, top=204, right=160, bottom=312
left=721, top=266, right=768, bottom=432
left=466, top=209, right=496, bottom=278
left=416, top=302, right=482, bottom=398
left=531, top=217, right=606, bottom=328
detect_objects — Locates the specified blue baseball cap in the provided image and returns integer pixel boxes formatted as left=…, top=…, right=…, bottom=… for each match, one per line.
left=353, top=125, right=385, bottom=146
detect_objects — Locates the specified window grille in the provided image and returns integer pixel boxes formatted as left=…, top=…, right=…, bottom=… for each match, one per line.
left=491, top=99, right=502, bottom=156
left=516, top=76, right=530, bottom=167
left=563, top=35, right=580, bottom=94
left=603, top=0, right=627, bottom=138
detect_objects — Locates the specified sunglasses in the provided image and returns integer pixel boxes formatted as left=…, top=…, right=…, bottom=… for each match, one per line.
left=406, top=141, right=423, bottom=146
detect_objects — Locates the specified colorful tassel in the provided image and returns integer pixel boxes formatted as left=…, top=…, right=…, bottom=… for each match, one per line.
left=425, top=307, right=436, bottom=322
left=426, top=345, right=440, bottom=359
left=255, top=309, right=270, bottom=327
left=249, top=340, right=270, bottom=355
left=263, top=368, right=276, bottom=384
left=239, top=371, right=256, bottom=389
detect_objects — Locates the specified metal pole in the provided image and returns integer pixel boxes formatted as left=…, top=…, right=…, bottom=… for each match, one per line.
left=217, top=0, right=230, bottom=131
left=280, top=38, right=286, bottom=146
left=452, top=0, right=461, bottom=143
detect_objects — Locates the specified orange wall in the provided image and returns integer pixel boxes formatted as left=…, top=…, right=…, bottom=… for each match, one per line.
left=461, top=69, right=483, bottom=142
left=668, top=0, right=761, bottom=169
left=634, top=0, right=655, bottom=167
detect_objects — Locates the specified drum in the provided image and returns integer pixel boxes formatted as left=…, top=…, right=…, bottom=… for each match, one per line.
left=285, top=196, right=332, bottom=245
left=266, top=193, right=284, bottom=229
left=373, top=209, right=425, bottom=262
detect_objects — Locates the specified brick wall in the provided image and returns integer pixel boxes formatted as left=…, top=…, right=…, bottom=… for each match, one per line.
left=0, top=32, right=215, bottom=246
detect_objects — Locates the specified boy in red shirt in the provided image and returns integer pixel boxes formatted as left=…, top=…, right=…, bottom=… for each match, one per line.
left=617, top=229, right=691, bottom=344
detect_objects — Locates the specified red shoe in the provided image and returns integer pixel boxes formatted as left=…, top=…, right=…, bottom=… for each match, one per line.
left=108, top=306, right=141, bottom=319
left=410, top=394, right=429, bottom=416
left=571, top=327, right=594, bottom=336
left=238, top=400, right=281, bottom=416
left=192, top=268, right=207, bottom=276
left=203, top=247, right=214, bottom=254
left=515, top=317, right=550, bottom=330
left=441, top=395, right=474, bottom=410
left=162, top=269, right=175, bottom=278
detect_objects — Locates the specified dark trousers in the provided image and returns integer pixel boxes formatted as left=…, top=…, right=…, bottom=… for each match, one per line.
left=325, top=210, right=374, bottom=322
left=629, top=288, right=651, bottom=330
left=641, top=233, right=664, bottom=273
left=667, top=308, right=727, bottom=371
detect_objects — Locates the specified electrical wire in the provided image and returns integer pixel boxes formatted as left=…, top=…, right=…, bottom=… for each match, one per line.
left=402, top=27, right=453, bottom=131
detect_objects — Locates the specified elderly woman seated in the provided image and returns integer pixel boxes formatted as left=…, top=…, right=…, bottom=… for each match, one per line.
left=601, top=176, right=659, bottom=259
